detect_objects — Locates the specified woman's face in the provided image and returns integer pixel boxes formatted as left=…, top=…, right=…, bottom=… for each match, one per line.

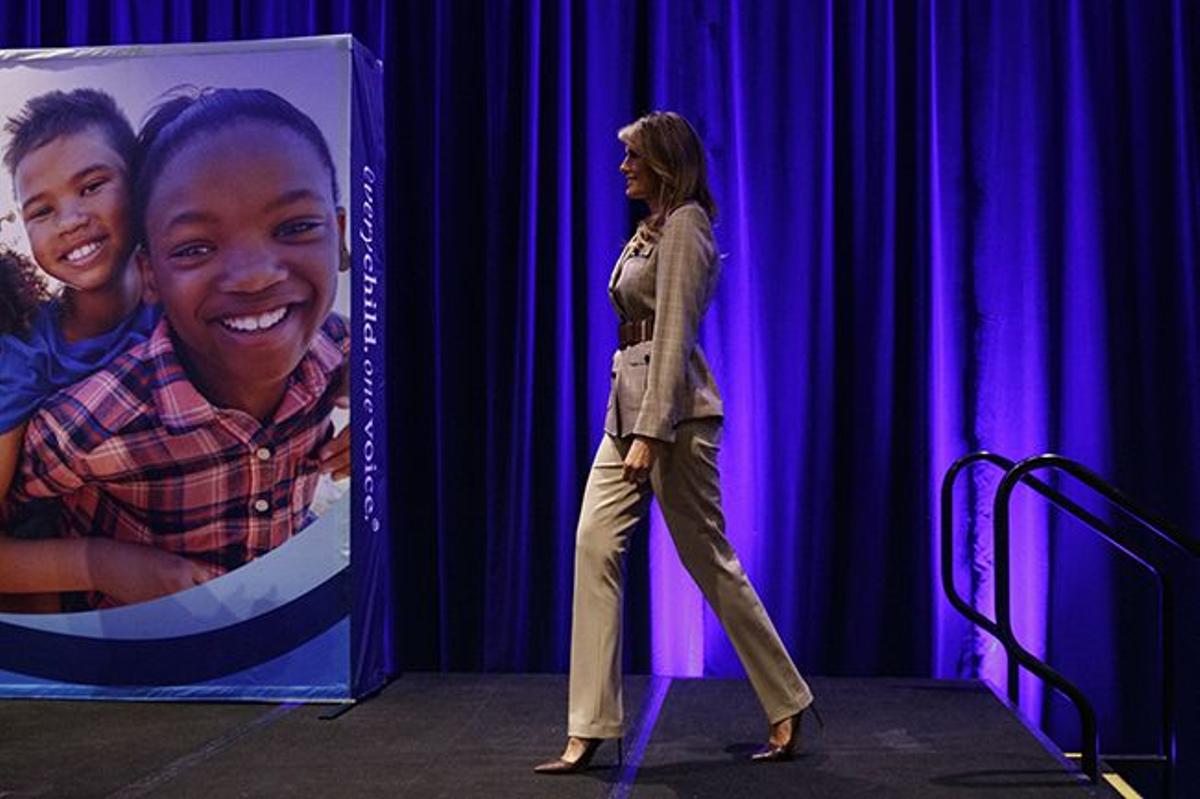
left=619, top=144, right=659, bottom=205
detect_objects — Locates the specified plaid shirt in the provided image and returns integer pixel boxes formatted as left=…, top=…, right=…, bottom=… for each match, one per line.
left=9, top=313, right=348, bottom=578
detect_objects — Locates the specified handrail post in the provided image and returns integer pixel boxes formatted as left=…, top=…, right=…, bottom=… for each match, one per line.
left=993, top=458, right=1101, bottom=783
left=1159, top=580, right=1173, bottom=798
left=939, top=453, right=1015, bottom=645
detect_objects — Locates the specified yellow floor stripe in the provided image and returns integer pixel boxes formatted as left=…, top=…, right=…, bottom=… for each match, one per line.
left=1101, top=772, right=1143, bottom=799
left=1062, top=754, right=1143, bottom=799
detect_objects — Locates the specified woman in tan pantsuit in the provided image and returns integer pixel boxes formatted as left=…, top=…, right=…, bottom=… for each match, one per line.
left=534, top=111, right=818, bottom=775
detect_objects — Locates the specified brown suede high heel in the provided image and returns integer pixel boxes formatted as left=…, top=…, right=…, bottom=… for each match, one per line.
left=533, top=736, right=624, bottom=775
left=750, top=703, right=824, bottom=762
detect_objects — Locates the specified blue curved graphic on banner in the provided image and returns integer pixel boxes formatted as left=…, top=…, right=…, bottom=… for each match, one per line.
left=0, top=619, right=351, bottom=700
left=0, top=495, right=349, bottom=638
left=0, top=572, right=347, bottom=685
left=0, top=496, right=350, bottom=685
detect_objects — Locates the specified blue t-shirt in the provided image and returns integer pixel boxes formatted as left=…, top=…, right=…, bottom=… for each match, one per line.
left=0, top=300, right=161, bottom=433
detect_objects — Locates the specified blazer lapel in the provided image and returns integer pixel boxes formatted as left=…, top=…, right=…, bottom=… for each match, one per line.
left=608, top=239, right=636, bottom=319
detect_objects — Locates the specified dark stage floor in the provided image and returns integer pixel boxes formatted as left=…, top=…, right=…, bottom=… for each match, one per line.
left=0, top=675, right=1128, bottom=798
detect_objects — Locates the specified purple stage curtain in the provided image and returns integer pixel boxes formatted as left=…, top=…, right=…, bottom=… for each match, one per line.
left=0, top=1, right=385, bottom=52
left=389, top=0, right=1198, bottom=756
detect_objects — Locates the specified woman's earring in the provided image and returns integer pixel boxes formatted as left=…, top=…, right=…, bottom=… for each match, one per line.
left=339, top=246, right=351, bottom=273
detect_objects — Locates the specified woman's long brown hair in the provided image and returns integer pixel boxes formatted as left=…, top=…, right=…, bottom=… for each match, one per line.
left=618, top=111, right=717, bottom=232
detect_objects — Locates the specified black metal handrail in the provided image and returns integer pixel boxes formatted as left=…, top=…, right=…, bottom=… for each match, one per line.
left=941, top=451, right=1199, bottom=793
left=994, top=454, right=1197, bottom=797
left=940, top=452, right=1118, bottom=649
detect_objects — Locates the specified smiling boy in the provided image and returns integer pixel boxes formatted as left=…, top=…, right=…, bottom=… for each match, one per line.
left=8, top=89, right=349, bottom=588
left=4, top=89, right=146, bottom=346
left=1, top=90, right=159, bottom=465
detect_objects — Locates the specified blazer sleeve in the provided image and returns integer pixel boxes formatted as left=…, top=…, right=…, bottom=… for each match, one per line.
left=633, top=205, right=716, bottom=442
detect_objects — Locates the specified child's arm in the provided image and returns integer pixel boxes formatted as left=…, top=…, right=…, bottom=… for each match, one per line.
left=0, top=422, right=23, bottom=500
left=2, top=417, right=206, bottom=606
left=316, top=359, right=350, bottom=480
left=317, top=424, right=350, bottom=480
left=0, top=536, right=209, bottom=605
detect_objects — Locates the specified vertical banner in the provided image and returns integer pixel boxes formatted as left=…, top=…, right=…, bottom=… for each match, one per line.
left=349, top=39, right=391, bottom=699
left=0, top=36, right=389, bottom=701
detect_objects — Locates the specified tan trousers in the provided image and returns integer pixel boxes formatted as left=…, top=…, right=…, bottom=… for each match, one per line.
left=567, top=419, right=812, bottom=739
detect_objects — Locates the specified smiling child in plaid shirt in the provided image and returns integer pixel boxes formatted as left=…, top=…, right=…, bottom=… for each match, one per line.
left=0, top=89, right=207, bottom=609
left=8, top=88, right=351, bottom=600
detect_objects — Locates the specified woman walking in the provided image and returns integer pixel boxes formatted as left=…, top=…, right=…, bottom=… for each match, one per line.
left=535, top=111, right=817, bottom=775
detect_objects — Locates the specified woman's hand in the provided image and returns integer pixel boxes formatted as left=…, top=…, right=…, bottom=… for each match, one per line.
left=87, top=539, right=210, bottom=606
left=623, top=436, right=664, bottom=484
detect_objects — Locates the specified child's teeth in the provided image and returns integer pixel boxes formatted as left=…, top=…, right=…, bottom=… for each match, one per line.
left=66, top=241, right=102, bottom=262
left=221, top=307, right=288, bottom=332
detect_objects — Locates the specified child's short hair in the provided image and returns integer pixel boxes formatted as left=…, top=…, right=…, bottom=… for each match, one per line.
left=135, top=87, right=339, bottom=246
left=0, top=247, right=48, bottom=336
left=2, top=88, right=137, bottom=177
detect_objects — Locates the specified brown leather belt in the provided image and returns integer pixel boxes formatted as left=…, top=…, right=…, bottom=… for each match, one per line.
left=618, top=315, right=654, bottom=349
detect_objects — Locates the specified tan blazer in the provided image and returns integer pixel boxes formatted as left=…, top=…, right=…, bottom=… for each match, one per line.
left=604, top=202, right=724, bottom=442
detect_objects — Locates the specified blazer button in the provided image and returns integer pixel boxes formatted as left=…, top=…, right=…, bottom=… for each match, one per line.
left=611, top=371, right=616, bottom=378
left=644, top=354, right=650, bottom=364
